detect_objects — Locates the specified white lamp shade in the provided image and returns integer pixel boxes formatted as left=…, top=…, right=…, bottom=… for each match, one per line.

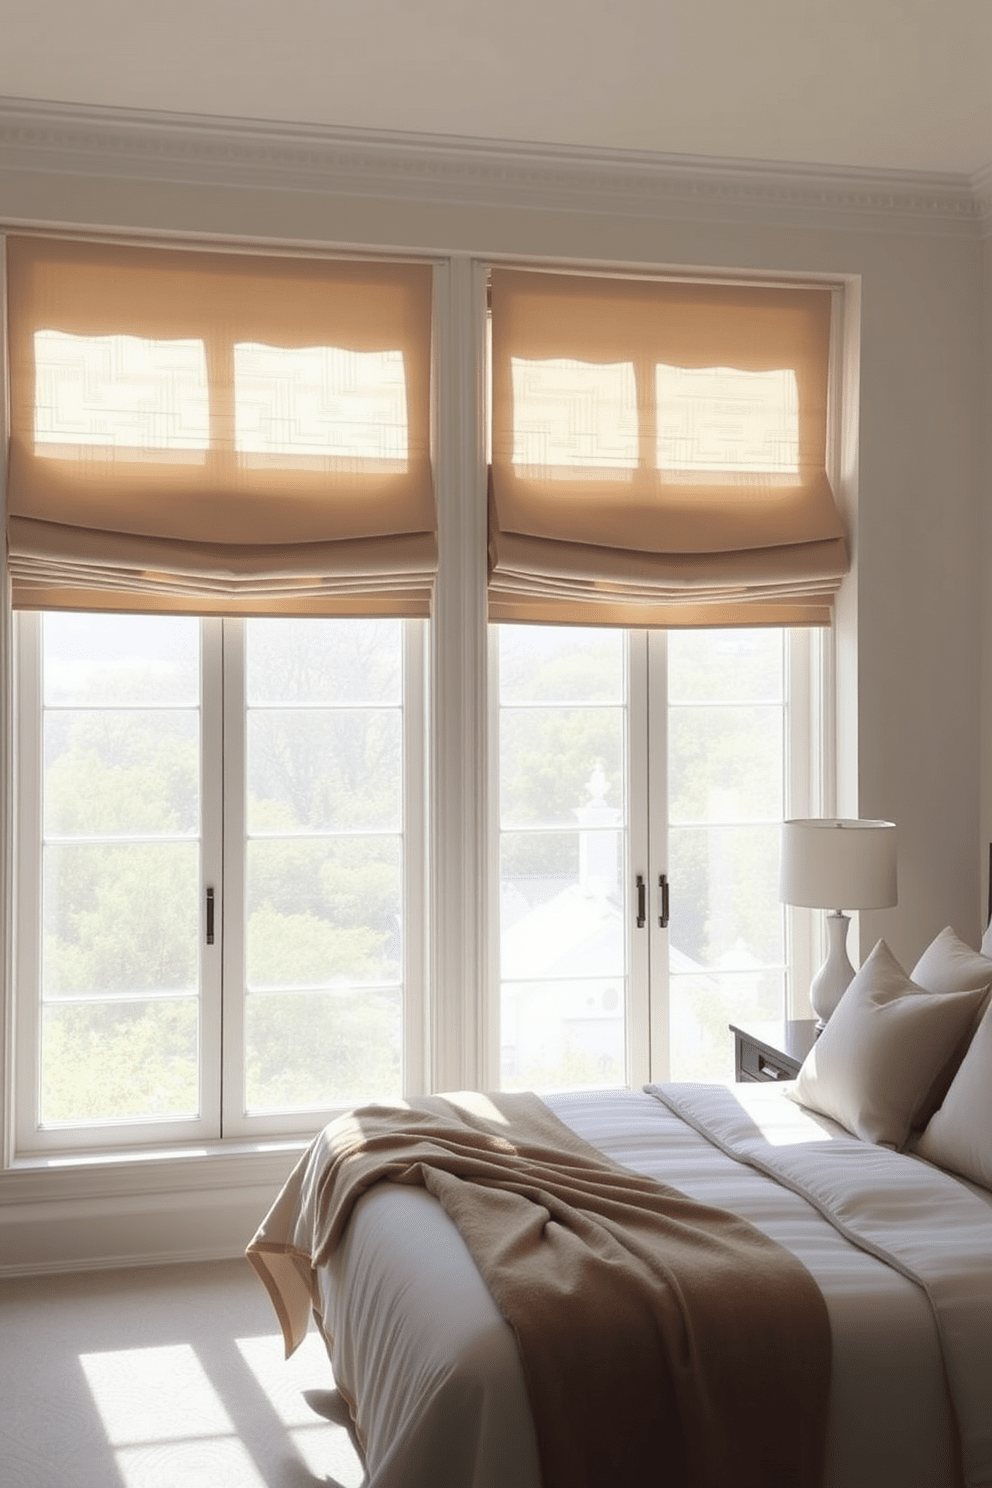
left=779, top=818, right=897, bottom=911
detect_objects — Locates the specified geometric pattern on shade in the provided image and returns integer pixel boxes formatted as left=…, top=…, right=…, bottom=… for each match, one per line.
left=6, top=235, right=436, bottom=617
left=490, top=268, right=848, bottom=628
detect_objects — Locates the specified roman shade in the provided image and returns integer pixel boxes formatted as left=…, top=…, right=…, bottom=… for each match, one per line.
left=5, top=236, right=436, bottom=616
left=489, top=269, right=848, bottom=627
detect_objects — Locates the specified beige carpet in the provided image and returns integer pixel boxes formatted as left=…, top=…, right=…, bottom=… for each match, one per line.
left=0, top=1259, right=367, bottom=1488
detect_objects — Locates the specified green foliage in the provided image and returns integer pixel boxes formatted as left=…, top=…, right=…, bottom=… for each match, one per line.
left=245, top=989, right=401, bottom=1109
left=42, top=999, right=198, bottom=1123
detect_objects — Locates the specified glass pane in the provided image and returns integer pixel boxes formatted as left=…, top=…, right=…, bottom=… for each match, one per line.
left=245, top=989, right=401, bottom=1111
left=247, top=708, right=400, bottom=833
left=500, top=709, right=624, bottom=828
left=500, top=834, right=623, bottom=980
left=500, top=979, right=626, bottom=1091
left=499, top=627, right=624, bottom=704
left=669, top=969, right=785, bottom=1083
left=246, top=618, right=401, bottom=705
left=668, top=705, right=783, bottom=824
left=498, top=623, right=628, bottom=1094
left=246, top=837, right=401, bottom=988
left=41, top=998, right=198, bottom=1123
left=43, top=843, right=199, bottom=998
left=43, top=613, right=200, bottom=707
left=45, top=710, right=199, bottom=836
left=667, top=629, right=783, bottom=705
left=668, top=824, right=784, bottom=968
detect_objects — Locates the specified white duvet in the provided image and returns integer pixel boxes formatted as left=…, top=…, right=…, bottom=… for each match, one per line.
left=313, top=1082, right=992, bottom=1488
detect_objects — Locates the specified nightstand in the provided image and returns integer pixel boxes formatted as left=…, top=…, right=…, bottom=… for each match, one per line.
left=729, top=1019, right=819, bottom=1083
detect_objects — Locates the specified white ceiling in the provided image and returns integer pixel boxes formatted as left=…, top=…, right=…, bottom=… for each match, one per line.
left=1, top=0, right=991, bottom=178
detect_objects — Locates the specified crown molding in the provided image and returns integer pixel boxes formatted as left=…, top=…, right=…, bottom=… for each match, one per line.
left=0, top=96, right=988, bottom=237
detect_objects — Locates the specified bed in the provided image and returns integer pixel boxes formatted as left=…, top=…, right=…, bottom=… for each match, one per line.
left=248, top=928, right=992, bottom=1488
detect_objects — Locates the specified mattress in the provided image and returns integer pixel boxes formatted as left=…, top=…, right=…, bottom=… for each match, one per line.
left=310, top=1081, right=991, bottom=1488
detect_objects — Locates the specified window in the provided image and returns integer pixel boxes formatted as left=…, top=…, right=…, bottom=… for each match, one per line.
left=14, top=612, right=426, bottom=1152
left=3, top=242, right=843, bottom=1159
left=493, top=625, right=817, bottom=1091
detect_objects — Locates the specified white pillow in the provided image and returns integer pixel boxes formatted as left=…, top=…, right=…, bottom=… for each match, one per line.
left=915, top=1001, right=992, bottom=1189
left=909, top=927, right=992, bottom=1123
left=790, top=940, right=989, bottom=1147
left=912, top=925, right=992, bottom=993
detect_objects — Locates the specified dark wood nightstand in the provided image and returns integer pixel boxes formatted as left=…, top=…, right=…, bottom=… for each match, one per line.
left=729, top=1019, right=819, bottom=1083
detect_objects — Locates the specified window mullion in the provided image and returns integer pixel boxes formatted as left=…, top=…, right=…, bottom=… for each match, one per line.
left=217, top=618, right=246, bottom=1137
left=200, top=618, right=226, bottom=1138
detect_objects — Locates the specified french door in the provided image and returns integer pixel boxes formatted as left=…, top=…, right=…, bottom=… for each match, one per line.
left=15, top=610, right=426, bottom=1152
left=493, top=623, right=808, bottom=1090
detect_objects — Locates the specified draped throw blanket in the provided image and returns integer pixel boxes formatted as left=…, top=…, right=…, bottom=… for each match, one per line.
left=248, top=1090, right=831, bottom=1488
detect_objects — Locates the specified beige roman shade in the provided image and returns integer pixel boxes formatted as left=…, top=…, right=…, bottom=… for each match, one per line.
left=489, top=269, right=848, bottom=627
left=6, top=236, right=435, bottom=616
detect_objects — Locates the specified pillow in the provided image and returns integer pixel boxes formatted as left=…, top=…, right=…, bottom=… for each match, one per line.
left=789, top=940, right=989, bottom=1147
left=915, top=1000, right=992, bottom=1189
left=981, top=918, right=992, bottom=959
left=909, top=927, right=992, bottom=1122
left=911, top=925, right=992, bottom=993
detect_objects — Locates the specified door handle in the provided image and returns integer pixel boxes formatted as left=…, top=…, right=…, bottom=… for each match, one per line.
left=658, top=873, right=670, bottom=929
left=206, top=886, right=215, bottom=945
left=636, top=874, right=646, bottom=928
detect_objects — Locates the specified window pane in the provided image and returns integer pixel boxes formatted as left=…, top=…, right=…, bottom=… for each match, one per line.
left=666, top=626, right=787, bottom=1080
left=501, top=979, right=625, bottom=1091
left=498, top=626, right=628, bottom=1093
left=668, top=705, right=783, bottom=823
left=44, top=843, right=199, bottom=997
left=667, top=629, right=783, bottom=704
left=247, top=709, right=400, bottom=833
left=499, top=625, right=624, bottom=705
left=500, top=709, right=624, bottom=828
left=38, top=614, right=202, bottom=1130
left=41, top=998, right=198, bottom=1124
left=245, top=837, right=401, bottom=989
left=42, top=613, right=200, bottom=707
left=45, top=711, right=199, bottom=836
left=245, top=989, right=401, bottom=1111
left=247, top=618, right=401, bottom=705
left=244, top=618, right=407, bottom=1116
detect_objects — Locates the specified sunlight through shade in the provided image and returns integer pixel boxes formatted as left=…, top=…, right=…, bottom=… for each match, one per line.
left=510, top=357, right=637, bottom=470
left=234, top=343, right=408, bottom=462
left=34, top=332, right=209, bottom=451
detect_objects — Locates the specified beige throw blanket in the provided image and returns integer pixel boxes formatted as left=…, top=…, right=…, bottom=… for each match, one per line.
left=248, top=1090, right=831, bottom=1488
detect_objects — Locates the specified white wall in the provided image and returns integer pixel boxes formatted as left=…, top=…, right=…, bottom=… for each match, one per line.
left=0, top=122, right=986, bottom=1269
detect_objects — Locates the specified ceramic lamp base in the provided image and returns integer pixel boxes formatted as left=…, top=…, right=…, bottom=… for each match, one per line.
left=809, top=911, right=856, bottom=1029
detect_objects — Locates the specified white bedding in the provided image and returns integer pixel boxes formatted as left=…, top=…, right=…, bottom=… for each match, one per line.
left=312, top=1082, right=989, bottom=1488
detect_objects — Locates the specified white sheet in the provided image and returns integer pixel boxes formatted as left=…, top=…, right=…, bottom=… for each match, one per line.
left=315, top=1084, right=974, bottom=1488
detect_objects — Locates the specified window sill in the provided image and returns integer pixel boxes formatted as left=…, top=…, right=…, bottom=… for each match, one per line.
left=0, top=1137, right=308, bottom=1208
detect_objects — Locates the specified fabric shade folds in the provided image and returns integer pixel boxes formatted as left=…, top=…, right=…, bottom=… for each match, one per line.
left=489, top=269, right=848, bottom=627
left=6, top=236, right=436, bottom=616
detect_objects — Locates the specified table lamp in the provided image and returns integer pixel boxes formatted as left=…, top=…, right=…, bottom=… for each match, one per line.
left=779, top=818, right=897, bottom=1028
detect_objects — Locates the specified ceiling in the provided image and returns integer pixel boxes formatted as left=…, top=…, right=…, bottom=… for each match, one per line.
left=1, top=0, right=991, bottom=179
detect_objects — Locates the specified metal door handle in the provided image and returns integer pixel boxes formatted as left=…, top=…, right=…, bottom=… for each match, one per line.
left=636, top=874, right=646, bottom=928
left=659, top=874, right=670, bottom=929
